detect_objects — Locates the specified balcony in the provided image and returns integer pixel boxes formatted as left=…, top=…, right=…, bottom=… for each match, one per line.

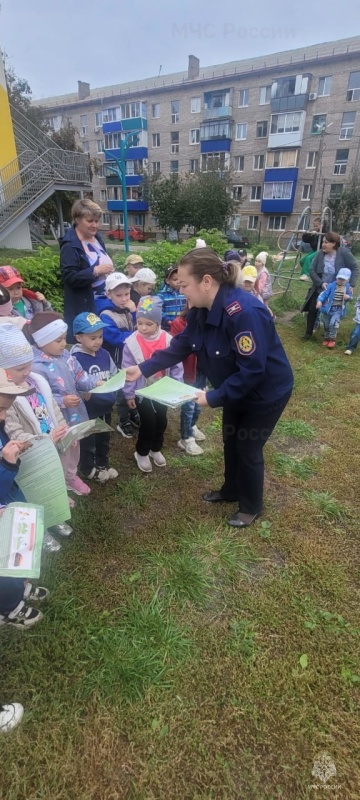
left=271, top=95, right=309, bottom=113
left=203, top=106, right=232, bottom=121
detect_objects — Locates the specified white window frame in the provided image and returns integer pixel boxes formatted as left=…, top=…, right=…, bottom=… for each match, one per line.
left=233, top=185, right=243, bottom=201
left=248, top=215, right=259, bottom=230
left=171, top=100, right=179, bottom=124
left=250, top=185, right=261, bottom=201
left=170, top=160, right=179, bottom=174
left=201, top=152, right=230, bottom=171
left=329, top=184, right=344, bottom=198
left=347, top=72, right=360, bottom=102
left=239, top=88, right=249, bottom=107
left=317, top=76, right=332, bottom=97
left=340, top=112, right=355, bottom=140
left=333, top=149, right=349, bottom=175
left=234, top=155, right=244, bottom=172
left=191, top=97, right=201, bottom=113
left=97, top=139, right=104, bottom=154
left=189, top=128, right=200, bottom=145
left=82, top=141, right=90, bottom=154
left=253, top=154, right=265, bottom=170
left=235, top=123, right=248, bottom=141
left=151, top=103, right=160, bottom=119
left=170, top=132, right=179, bottom=154
left=189, top=158, right=199, bottom=173
left=263, top=182, right=293, bottom=200
left=271, top=112, right=301, bottom=134
left=256, top=120, right=268, bottom=138
left=306, top=152, right=317, bottom=168
left=301, top=185, right=311, bottom=201
left=152, top=133, right=160, bottom=148
left=100, top=189, right=107, bottom=202
left=102, top=213, right=110, bottom=226
left=152, top=161, right=161, bottom=174
left=259, top=86, right=271, bottom=105
left=311, top=114, right=327, bottom=134
left=268, top=215, right=287, bottom=231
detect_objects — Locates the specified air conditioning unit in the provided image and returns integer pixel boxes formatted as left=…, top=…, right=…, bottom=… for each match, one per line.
left=94, top=126, right=101, bottom=132
left=309, top=93, right=317, bottom=101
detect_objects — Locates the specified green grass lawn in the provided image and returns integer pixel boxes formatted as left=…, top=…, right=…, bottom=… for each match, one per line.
left=1, top=277, right=360, bottom=799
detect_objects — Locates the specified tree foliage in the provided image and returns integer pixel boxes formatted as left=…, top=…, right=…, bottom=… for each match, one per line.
left=4, top=64, right=47, bottom=129
left=327, top=170, right=360, bottom=233
left=143, top=173, right=188, bottom=235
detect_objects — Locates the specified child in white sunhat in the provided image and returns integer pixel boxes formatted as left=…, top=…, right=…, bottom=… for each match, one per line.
left=316, top=268, right=353, bottom=349
left=254, top=251, right=273, bottom=306
left=128, top=267, right=157, bottom=306
left=345, top=294, right=360, bottom=355
left=121, top=296, right=183, bottom=473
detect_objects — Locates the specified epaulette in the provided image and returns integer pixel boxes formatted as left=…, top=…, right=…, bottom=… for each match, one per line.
left=225, top=300, right=242, bottom=316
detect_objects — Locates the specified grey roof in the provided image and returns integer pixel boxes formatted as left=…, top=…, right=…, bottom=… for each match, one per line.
left=36, top=35, right=360, bottom=108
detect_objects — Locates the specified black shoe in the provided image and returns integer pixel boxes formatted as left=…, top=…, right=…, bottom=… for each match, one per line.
left=116, top=421, right=134, bottom=438
left=301, top=333, right=312, bottom=341
left=203, top=490, right=236, bottom=503
left=130, top=411, right=140, bottom=429
left=227, top=511, right=259, bottom=528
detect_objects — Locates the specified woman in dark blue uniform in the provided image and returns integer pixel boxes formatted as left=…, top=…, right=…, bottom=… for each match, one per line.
left=125, top=247, right=294, bottom=528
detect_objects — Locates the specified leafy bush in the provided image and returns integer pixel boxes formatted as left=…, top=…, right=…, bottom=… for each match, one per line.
left=12, top=247, right=63, bottom=311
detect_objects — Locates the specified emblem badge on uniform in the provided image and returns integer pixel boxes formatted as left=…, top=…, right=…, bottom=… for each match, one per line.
left=235, top=331, right=256, bottom=356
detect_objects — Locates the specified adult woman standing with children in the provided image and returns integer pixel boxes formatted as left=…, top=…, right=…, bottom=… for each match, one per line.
left=125, top=247, right=294, bottom=528
left=60, top=199, right=114, bottom=343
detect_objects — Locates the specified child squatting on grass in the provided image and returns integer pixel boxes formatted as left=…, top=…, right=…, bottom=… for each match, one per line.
left=121, top=296, right=183, bottom=473
left=316, top=268, right=353, bottom=349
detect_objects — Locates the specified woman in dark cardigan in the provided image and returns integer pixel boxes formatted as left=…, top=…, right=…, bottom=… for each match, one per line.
left=60, top=199, right=114, bottom=343
left=301, top=232, right=358, bottom=340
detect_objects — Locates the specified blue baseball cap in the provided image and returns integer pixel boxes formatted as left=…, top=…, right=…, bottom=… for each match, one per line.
left=73, top=312, right=108, bottom=335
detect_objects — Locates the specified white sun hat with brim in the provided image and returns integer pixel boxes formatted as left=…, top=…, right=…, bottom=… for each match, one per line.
left=0, top=368, right=32, bottom=395
left=105, top=272, right=132, bottom=292
left=129, top=268, right=157, bottom=285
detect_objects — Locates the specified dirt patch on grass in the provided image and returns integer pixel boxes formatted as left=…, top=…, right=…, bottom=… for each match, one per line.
left=271, top=433, right=330, bottom=458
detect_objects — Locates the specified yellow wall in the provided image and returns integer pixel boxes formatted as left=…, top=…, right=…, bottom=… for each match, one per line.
left=0, top=56, right=18, bottom=171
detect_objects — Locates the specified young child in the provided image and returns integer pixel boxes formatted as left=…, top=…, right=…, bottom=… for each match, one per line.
left=121, top=296, right=183, bottom=473
left=26, top=312, right=104, bottom=490
left=129, top=267, right=157, bottom=306
left=0, top=368, right=50, bottom=627
left=0, top=286, right=28, bottom=330
left=345, top=295, right=360, bottom=355
left=254, top=252, right=273, bottom=306
left=316, top=268, right=353, bottom=349
left=95, top=272, right=139, bottom=438
left=240, top=265, right=262, bottom=298
left=71, top=312, right=118, bottom=482
left=157, top=265, right=186, bottom=330
left=170, top=306, right=206, bottom=456
left=0, top=266, right=52, bottom=320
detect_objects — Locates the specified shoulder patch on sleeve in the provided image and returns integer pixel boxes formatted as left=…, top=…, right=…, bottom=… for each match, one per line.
left=225, top=301, right=242, bottom=316
left=234, top=331, right=256, bottom=356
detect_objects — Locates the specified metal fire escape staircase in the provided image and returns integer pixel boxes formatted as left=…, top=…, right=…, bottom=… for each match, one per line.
left=0, top=105, right=92, bottom=242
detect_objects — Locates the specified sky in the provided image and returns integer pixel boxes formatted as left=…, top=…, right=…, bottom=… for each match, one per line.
left=1, top=0, right=360, bottom=99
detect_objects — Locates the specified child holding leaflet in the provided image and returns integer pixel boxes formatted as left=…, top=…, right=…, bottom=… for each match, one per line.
left=71, top=312, right=118, bottom=482
left=122, top=296, right=183, bottom=473
left=170, top=306, right=206, bottom=456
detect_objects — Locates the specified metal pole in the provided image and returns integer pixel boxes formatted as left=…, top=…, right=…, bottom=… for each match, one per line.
left=120, top=138, right=129, bottom=253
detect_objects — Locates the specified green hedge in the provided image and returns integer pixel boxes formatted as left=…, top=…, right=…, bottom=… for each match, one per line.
left=12, top=247, right=64, bottom=312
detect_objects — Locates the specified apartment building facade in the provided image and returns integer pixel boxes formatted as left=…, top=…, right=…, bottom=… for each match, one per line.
left=38, top=36, right=360, bottom=238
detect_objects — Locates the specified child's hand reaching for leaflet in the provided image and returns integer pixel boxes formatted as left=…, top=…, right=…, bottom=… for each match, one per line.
left=64, top=395, right=80, bottom=407
left=50, top=423, right=68, bottom=444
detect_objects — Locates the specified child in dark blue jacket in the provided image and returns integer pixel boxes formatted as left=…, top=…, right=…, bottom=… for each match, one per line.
left=71, top=312, right=119, bottom=482
left=157, top=265, right=186, bottom=330
left=0, top=369, right=49, bottom=628
left=316, top=268, right=353, bottom=349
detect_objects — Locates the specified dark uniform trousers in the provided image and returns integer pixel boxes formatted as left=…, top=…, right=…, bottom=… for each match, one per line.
left=220, top=392, right=292, bottom=514
left=135, top=398, right=168, bottom=456
left=305, top=289, right=321, bottom=336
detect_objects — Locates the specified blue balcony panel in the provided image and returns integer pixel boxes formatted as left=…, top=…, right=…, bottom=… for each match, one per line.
left=261, top=167, right=298, bottom=213
left=105, top=147, right=148, bottom=161
left=105, top=175, right=143, bottom=187
left=103, top=118, right=147, bottom=134
left=107, top=200, right=148, bottom=212
left=200, top=139, right=231, bottom=154
left=264, top=167, right=298, bottom=182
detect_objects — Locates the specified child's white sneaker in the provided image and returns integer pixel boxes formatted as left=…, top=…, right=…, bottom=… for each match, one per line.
left=42, top=532, right=61, bottom=553
left=0, top=703, right=24, bottom=733
left=87, top=467, right=109, bottom=483
left=149, top=450, right=167, bottom=467
left=178, top=437, right=203, bottom=455
left=134, top=452, right=152, bottom=473
left=192, top=425, right=206, bottom=441
left=344, top=349, right=353, bottom=355
left=106, top=467, right=119, bottom=479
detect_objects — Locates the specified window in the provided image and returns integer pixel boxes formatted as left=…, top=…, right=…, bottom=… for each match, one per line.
left=234, top=155, right=245, bottom=171
left=100, top=189, right=107, bottom=202
left=333, top=149, right=349, bottom=175
left=82, top=141, right=90, bottom=154
left=266, top=149, right=298, bottom=168
left=125, top=159, right=144, bottom=176
left=306, top=151, right=317, bottom=168
left=95, top=112, right=103, bottom=128
left=171, top=100, right=179, bottom=123
left=270, top=112, right=301, bottom=134
left=102, top=108, right=117, bottom=122
left=329, top=184, right=343, bottom=198
left=107, top=186, right=119, bottom=201
left=189, top=158, right=199, bottom=173
left=340, top=111, right=356, bottom=139
left=263, top=182, right=293, bottom=200
left=113, top=214, right=124, bottom=227
left=248, top=215, right=259, bottom=229
left=97, top=140, right=104, bottom=153
left=133, top=214, right=145, bottom=227
left=268, top=216, right=287, bottom=230
left=201, top=152, right=230, bottom=171
left=152, top=103, right=160, bottom=119
left=104, top=132, right=123, bottom=149
left=171, top=131, right=179, bottom=154
left=311, top=114, right=327, bottom=134
left=347, top=71, right=360, bottom=101
left=229, top=215, right=241, bottom=230
left=235, top=123, right=248, bottom=140
left=189, top=128, right=200, bottom=145
left=191, top=97, right=201, bottom=113
left=117, top=102, right=146, bottom=120
left=318, top=76, right=332, bottom=97
left=259, top=85, right=271, bottom=105
left=253, top=154, right=265, bottom=170
left=256, top=120, right=268, bottom=138
left=250, top=185, right=261, bottom=201
left=170, top=160, right=179, bottom=173
left=152, top=133, right=160, bottom=147
left=152, top=162, right=161, bottom=174
left=301, top=185, right=311, bottom=200
left=239, top=88, right=249, bottom=107
left=233, top=186, right=243, bottom=201
left=80, top=114, right=88, bottom=135
left=200, top=121, right=232, bottom=139
left=271, top=75, right=309, bottom=99
left=102, top=213, right=110, bottom=225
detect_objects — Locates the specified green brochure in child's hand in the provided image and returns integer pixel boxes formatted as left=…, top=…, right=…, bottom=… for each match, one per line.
left=89, top=370, right=126, bottom=394
left=17, top=436, right=70, bottom=529
left=56, top=418, right=114, bottom=453
left=135, top=377, right=198, bottom=408
left=0, top=503, right=44, bottom=578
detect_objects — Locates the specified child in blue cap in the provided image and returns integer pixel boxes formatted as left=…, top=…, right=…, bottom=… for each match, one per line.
left=71, top=312, right=119, bottom=482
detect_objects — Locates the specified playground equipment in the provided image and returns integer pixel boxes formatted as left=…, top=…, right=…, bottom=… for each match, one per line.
left=271, top=206, right=333, bottom=292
